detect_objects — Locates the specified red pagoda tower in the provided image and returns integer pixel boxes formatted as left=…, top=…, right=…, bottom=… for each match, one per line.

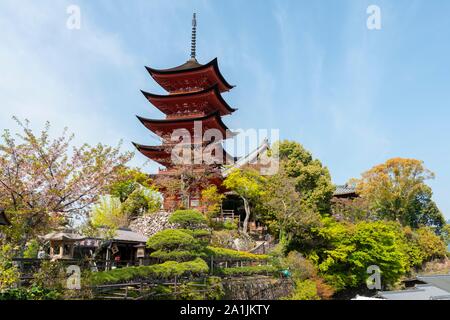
left=134, top=14, right=237, bottom=210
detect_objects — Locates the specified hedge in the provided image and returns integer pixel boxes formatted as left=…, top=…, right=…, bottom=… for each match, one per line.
left=147, top=229, right=200, bottom=251
left=90, top=258, right=209, bottom=285
left=150, top=250, right=207, bottom=262
left=206, top=246, right=270, bottom=261
left=214, top=265, right=277, bottom=277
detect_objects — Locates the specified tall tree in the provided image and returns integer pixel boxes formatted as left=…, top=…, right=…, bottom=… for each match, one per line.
left=90, top=195, right=128, bottom=230
left=108, top=167, right=154, bottom=202
left=260, top=167, right=321, bottom=245
left=108, top=167, right=162, bottom=219
left=273, top=140, right=335, bottom=214
left=354, top=158, right=445, bottom=231
left=222, top=168, right=265, bottom=234
left=0, top=119, right=132, bottom=248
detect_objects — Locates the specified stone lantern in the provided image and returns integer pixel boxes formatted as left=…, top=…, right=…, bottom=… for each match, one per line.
left=135, top=243, right=146, bottom=265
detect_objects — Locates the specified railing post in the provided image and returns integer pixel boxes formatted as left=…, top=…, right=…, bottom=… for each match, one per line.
left=174, top=275, right=178, bottom=298
left=210, top=256, right=214, bottom=274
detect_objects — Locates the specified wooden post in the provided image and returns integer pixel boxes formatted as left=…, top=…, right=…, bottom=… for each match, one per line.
left=174, top=275, right=178, bottom=298
left=59, top=243, right=64, bottom=257
left=105, top=248, right=110, bottom=271
left=210, top=256, right=214, bottom=274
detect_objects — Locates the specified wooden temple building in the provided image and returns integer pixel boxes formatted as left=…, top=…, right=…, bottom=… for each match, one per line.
left=134, top=14, right=249, bottom=210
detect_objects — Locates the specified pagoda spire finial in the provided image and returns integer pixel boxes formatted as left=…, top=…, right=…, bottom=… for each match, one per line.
left=190, top=13, right=197, bottom=60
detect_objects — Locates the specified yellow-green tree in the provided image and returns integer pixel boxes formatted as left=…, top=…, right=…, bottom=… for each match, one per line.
left=201, top=185, right=224, bottom=217
left=223, top=168, right=265, bottom=234
left=354, top=158, right=445, bottom=231
left=88, top=195, right=127, bottom=239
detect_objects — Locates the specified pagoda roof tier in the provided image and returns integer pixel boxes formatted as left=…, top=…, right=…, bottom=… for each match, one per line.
left=136, top=111, right=235, bottom=141
left=145, top=58, right=234, bottom=94
left=141, top=84, right=236, bottom=117
left=133, top=142, right=237, bottom=168
left=132, top=144, right=173, bottom=168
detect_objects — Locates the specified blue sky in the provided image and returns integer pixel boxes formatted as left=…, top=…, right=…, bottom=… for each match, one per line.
left=1, top=0, right=449, bottom=218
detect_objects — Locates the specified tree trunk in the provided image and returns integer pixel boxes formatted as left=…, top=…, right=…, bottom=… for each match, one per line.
left=242, top=197, right=251, bottom=235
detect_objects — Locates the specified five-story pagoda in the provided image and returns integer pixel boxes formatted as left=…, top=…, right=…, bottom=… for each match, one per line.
left=133, top=14, right=237, bottom=210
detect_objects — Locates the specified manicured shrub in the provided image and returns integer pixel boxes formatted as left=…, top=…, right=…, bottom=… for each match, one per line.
left=169, top=210, right=207, bottom=229
left=206, top=246, right=270, bottom=261
left=214, top=265, right=276, bottom=276
left=90, top=258, right=209, bottom=285
left=147, top=229, right=200, bottom=252
left=150, top=250, right=207, bottom=262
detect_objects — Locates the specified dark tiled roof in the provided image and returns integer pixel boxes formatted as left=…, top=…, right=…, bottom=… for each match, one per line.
left=333, top=184, right=357, bottom=196
left=43, top=228, right=147, bottom=244
left=146, top=58, right=203, bottom=73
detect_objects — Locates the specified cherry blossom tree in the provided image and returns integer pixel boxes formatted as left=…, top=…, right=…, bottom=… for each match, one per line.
left=0, top=118, right=133, bottom=248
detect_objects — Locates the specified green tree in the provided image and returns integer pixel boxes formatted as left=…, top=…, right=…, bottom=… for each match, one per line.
left=331, top=197, right=373, bottom=223
left=201, top=185, right=225, bottom=217
left=415, top=227, right=447, bottom=261
left=88, top=195, right=127, bottom=238
left=108, top=167, right=162, bottom=218
left=108, top=167, right=154, bottom=202
left=121, top=186, right=162, bottom=219
left=223, top=168, right=266, bottom=234
left=273, top=140, right=335, bottom=214
left=261, top=167, right=321, bottom=245
left=441, top=224, right=450, bottom=246
left=355, top=158, right=445, bottom=231
left=312, top=218, right=409, bottom=291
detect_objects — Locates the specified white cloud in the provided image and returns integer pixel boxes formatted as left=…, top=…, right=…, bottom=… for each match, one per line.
left=0, top=0, right=137, bottom=160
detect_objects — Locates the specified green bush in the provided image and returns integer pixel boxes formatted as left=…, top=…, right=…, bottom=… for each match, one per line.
left=169, top=210, right=207, bottom=229
left=150, top=250, right=207, bottom=262
left=206, top=246, right=270, bottom=261
left=176, top=276, right=224, bottom=300
left=23, top=240, right=40, bottom=258
left=312, top=218, right=410, bottom=291
left=0, top=286, right=61, bottom=300
left=287, top=279, right=320, bottom=300
left=214, top=265, right=276, bottom=276
left=281, top=251, right=317, bottom=280
left=209, top=220, right=239, bottom=231
left=180, top=229, right=211, bottom=238
left=147, top=229, right=201, bottom=252
left=0, top=244, right=20, bottom=291
left=31, top=260, right=66, bottom=292
left=90, top=258, right=209, bottom=285
left=179, top=229, right=211, bottom=246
